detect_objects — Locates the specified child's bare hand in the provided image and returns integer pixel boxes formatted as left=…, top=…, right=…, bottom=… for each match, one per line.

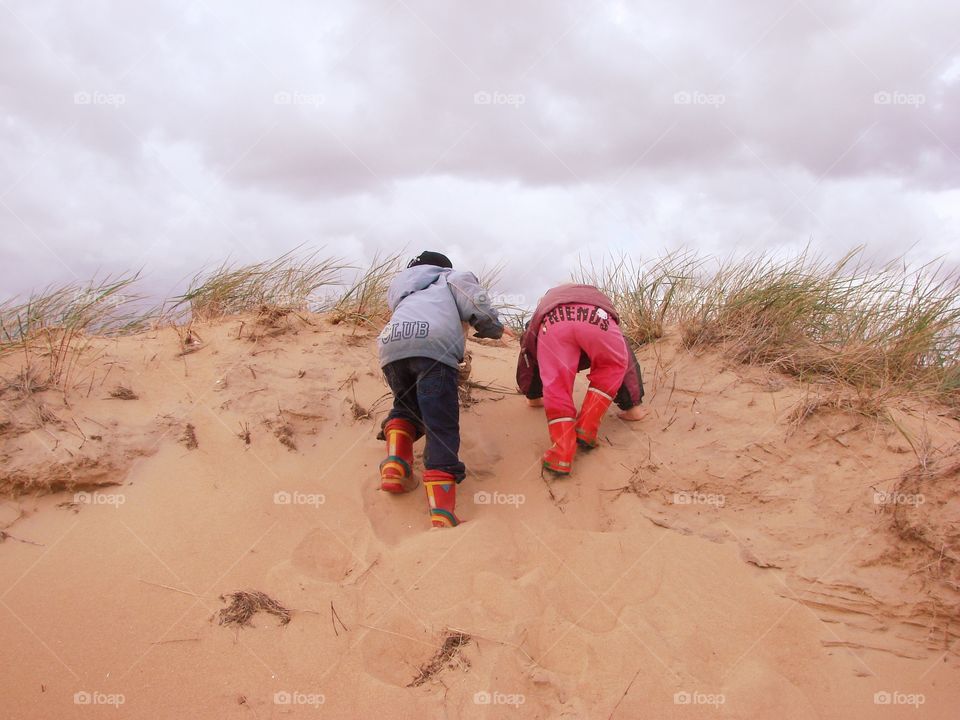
left=527, top=397, right=544, bottom=407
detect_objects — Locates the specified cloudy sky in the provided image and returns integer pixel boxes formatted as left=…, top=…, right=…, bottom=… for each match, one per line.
left=2, top=0, right=959, bottom=303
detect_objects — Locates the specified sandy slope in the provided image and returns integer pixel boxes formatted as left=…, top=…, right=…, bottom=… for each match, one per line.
left=1, top=311, right=958, bottom=719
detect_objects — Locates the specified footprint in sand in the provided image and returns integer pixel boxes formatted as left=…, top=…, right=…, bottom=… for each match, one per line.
left=459, top=431, right=503, bottom=479
left=289, top=527, right=360, bottom=582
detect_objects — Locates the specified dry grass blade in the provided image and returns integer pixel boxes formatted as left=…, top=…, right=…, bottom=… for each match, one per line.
left=407, top=630, right=471, bottom=687
left=217, top=590, right=291, bottom=628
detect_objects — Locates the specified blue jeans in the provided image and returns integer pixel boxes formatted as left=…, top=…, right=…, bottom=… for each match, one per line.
left=382, top=357, right=465, bottom=481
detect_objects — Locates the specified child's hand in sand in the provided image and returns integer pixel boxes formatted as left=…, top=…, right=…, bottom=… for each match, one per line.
left=617, top=405, right=649, bottom=421
left=501, top=326, right=517, bottom=339
left=527, top=397, right=544, bottom=407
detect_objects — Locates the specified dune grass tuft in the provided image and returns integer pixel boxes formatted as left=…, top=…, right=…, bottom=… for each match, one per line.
left=0, top=274, right=152, bottom=390
left=580, top=248, right=960, bottom=405
left=330, top=251, right=404, bottom=328
left=170, top=249, right=343, bottom=322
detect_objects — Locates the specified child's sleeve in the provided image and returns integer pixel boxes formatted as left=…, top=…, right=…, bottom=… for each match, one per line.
left=516, top=330, right=543, bottom=398
left=447, top=272, right=504, bottom=339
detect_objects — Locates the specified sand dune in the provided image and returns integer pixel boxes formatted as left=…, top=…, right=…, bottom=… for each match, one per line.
left=1, top=311, right=958, bottom=718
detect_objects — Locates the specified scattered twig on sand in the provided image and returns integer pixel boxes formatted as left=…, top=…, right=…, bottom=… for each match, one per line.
left=237, top=421, right=251, bottom=445
left=446, top=626, right=540, bottom=667
left=539, top=473, right=566, bottom=513
left=407, top=630, right=472, bottom=688
left=608, top=668, right=641, bottom=719
left=356, top=624, right=436, bottom=649
left=137, top=578, right=206, bottom=598
left=217, top=590, right=291, bottom=628
left=238, top=694, right=260, bottom=719
left=151, top=637, right=201, bottom=645
left=330, top=602, right=349, bottom=637
left=107, top=385, right=138, bottom=400
left=71, top=418, right=87, bottom=449
left=180, top=423, right=198, bottom=450
left=0, top=530, right=43, bottom=546
left=349, top=388, right=371, bottom=421
left=348, top=557, right=381, bottom=585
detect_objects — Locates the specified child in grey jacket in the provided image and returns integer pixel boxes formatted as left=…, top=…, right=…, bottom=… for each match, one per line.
left=377, top=251, right=504, bottom=528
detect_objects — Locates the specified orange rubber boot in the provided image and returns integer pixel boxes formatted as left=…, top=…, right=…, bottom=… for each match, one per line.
left=575, top=387, right=614, bottom=448
left=423, top=470, right=461, bottom=527
left=380, top=418, right=417, bottom=493
left=543, top=417, right=577, bottom=475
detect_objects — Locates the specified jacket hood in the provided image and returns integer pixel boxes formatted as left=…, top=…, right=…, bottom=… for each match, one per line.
left=387, top=265, right=447, bottom=310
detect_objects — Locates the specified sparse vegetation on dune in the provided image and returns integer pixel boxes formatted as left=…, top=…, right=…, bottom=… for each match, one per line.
left=0, top=274, right=153, bottom=391
left=2, top=247, right=959, bottom=406
left=170, top=248, right=344, bottom=322
left=578, top=248, right=960, bottom=405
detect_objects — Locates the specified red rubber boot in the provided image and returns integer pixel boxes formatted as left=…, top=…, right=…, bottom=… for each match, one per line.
left=575, top=387, right=614, bottom=448
left=380, top=418, right=417, bottom=493
left=423, top=470, right=461, bottom=528
left=543, top=417, right=577, bottom=475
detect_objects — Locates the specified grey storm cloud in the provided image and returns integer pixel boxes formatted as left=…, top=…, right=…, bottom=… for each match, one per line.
left=1, top=0, right=959, bottom=301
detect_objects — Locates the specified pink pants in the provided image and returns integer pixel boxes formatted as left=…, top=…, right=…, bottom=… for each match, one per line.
left=536, top=304, right=629, bottom=420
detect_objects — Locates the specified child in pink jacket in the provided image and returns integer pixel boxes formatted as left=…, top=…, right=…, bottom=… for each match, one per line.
left=516, top=284, right=647, bottom=474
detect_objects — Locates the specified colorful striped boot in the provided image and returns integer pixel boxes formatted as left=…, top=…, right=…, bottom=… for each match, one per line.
left=379, top=418, right=417, bottom=493
left=575, top=386, right=614, bottom=448
left=543, top=417, right=577, bottom=475
left=423, top=470, right=461, bottom=528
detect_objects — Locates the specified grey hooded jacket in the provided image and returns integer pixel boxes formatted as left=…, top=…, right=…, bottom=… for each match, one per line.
left=378, top=265, right=504, bottom=369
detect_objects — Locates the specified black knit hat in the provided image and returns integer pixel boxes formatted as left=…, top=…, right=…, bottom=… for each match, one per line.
left=407, top=251, right=453, bottom=269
